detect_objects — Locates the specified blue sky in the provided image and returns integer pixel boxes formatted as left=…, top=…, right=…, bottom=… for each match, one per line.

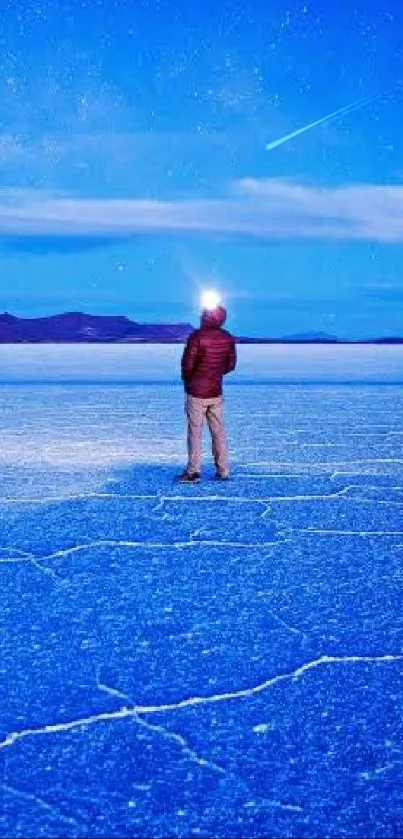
left=0, top=0, right=402, bottom=338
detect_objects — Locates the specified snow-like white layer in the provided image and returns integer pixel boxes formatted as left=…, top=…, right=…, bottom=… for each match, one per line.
left=0, top=377, right=402, bottom=485
left=0, top=343, right=401, bottom=382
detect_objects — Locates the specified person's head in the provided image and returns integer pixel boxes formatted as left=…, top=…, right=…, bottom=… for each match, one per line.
left=201, top=305, right=227, bottom=329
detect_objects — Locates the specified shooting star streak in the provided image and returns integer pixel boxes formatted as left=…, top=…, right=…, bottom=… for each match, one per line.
left=265, top=91, right=389, bottom=151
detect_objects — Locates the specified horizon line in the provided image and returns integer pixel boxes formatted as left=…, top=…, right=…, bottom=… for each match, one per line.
left=0, top=310, right=402, bottom=344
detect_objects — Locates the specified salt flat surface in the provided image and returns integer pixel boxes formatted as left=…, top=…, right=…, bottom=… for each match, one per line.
left=0, top=370, right=402, bottom=837
left=0, top=342, right=402, bottom=383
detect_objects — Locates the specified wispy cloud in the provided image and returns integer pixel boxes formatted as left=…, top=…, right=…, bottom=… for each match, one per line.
left=363, top=284, right=403, bottom=302
left=0, top=179, right=403, bottom=244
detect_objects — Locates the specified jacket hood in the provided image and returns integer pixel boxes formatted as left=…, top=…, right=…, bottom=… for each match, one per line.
left=201, top=306, right=227, bottom=329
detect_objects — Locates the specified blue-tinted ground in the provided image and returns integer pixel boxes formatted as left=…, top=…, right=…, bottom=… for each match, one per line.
left=0, top=384, right=402, bottom=838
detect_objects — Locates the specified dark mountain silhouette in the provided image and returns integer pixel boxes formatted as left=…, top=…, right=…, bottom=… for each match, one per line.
left=281, top=330, right=339, bottom=343
left=0, top=312, right=194, bottom=343
left=0, top=312, right=400, bottom=344
left=372, top=336, right=403, bottom=344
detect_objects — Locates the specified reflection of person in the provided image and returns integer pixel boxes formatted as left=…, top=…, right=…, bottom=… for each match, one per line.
left=178, top=305, right=237, bottom=483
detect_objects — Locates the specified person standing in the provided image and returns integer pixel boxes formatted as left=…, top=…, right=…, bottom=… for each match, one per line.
left=178, top=304, right=237, bottom=483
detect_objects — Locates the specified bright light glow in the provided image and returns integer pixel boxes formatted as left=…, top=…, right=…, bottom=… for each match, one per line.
left=201, top=290, right=221, bottom=310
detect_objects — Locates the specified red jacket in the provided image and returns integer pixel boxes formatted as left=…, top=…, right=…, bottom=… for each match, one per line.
left=181, top=308, right=237, bottom=398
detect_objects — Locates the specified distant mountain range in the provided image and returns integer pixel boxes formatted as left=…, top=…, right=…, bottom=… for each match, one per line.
left=0, top=312, right=193, bottom=343
left=0, top=312, right=401, bottom=344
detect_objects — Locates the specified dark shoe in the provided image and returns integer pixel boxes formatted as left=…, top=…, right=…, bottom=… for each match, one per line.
left=177, top=471, right=201, bottom=483
left=215, top=473, right=230, bottom=481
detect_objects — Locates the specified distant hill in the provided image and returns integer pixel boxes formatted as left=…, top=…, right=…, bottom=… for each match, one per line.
left=0, top=312, right=401, bottom=344
left=0, top=312, right=194, bottom=343
left=280, top=331, right=339, bottom=343
left=372, top=336, right=403, bottom=344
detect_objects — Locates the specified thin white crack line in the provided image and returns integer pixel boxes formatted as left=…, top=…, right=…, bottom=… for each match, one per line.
left=238, top=472, right=317, bottom=479
left=96, top=669, right=132, bottom=703
left=347, top=499, right=403, bottom=506
left=260, top=799, right=304, bottom=812
left=260, top=505, right=271, bottom=519
left=239, top=459, right=403, bottom=466
left=1, top=527, right=401, bottom=567
left=3, top=486, right=401, bottom=506
left=0, top=548, right=32, bottom=557
left=151, top=497, right=166, bottom=514
left=135, top=654, right=403, bottom=713
left=134, top=714, right=230, bottom=781
left=362, top=763, right=396, bottom=777
left=0, top=706, right=134, bottom=751
left=17, top=539, right=288, bottom=563
left=157, top=487, right=357, bottom=504
left=2, top=783, right=81, bottom=829
left=265, top=608, right=306, bottom=638
left=331, top=468, right=403, bottom=477
left=239, top=475, right=403, bottom=485
left=0, top=555, right=35, bottom=564
left=349, top=484, right=403, bottom=490
left=96, top=674, right=233, bottom=783
left=281, top=498, right=403, bottom=506
left=189, top=528, right=209, bottom=541
left=0, top=541, right=273, bottom=565
left=1, top=654, right=401, bottom=751
left=29, top=557, right=59, bottom=582
left=297, top=529, right=403, bottom=536
left=0, top=492, right=161, bottom=505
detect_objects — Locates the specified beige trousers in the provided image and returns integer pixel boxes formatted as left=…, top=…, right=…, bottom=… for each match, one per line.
left=185, top=394, right=229, bottom=476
